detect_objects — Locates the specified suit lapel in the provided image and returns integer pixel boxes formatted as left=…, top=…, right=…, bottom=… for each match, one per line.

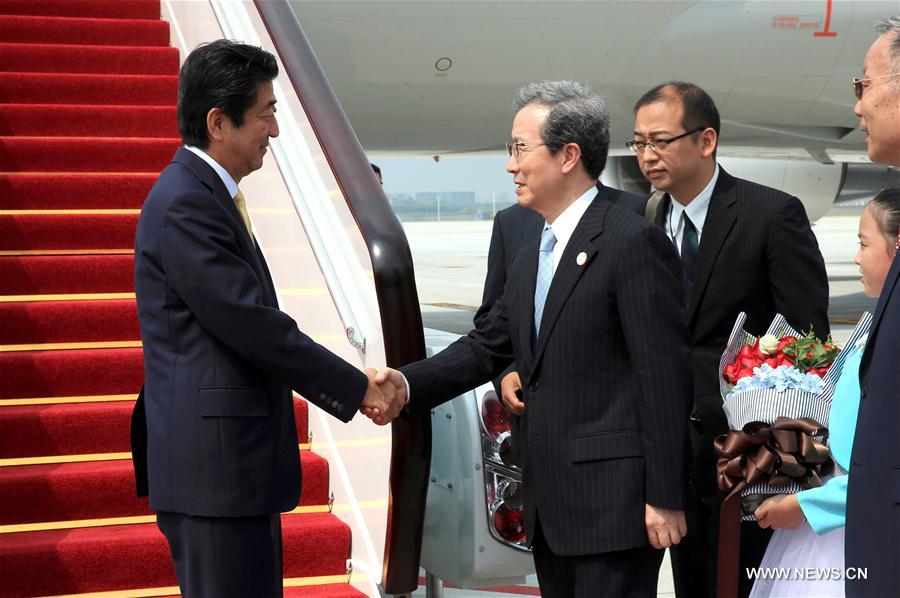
left=859, top=253, right=900, bottom=379
left=531, top=196, right=608, bottom=370
left=687, top=171, right=737, bottom=325
left=174, top=149, right=278, bottom=308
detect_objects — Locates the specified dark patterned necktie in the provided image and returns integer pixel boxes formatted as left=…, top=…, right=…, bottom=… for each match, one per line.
left=681, top=214, right=699, bottom=292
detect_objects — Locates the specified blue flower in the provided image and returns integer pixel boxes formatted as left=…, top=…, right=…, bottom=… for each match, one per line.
left=731, top=364, right=825, bottom=395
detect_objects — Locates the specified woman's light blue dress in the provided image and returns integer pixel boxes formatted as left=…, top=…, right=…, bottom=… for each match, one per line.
left=749, top=346, right=863, bottom=598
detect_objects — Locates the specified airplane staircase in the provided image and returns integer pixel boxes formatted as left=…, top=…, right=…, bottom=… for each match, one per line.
left=0, top=1, right=366, bottom=595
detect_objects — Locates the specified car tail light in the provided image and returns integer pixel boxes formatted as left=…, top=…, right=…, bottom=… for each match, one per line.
left=481, top=394, right=510, bottom=440
left=492, top=503, right=526, bottom=544
left=484, top=466, right=528, bottom=550
left=479, top=391, right=516, bottom=468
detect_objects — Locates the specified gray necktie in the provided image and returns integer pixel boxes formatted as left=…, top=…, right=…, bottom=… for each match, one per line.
left=533, top=226, right=557, bottom=336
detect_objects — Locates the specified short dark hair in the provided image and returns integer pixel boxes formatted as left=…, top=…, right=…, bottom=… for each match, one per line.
left=513, top=80, right=610, bottom=179
left=870, top=186, right=900, bottom=245
left=634, top=81, right=721, bottom=146
left=177, top=39, right=279, bottom=149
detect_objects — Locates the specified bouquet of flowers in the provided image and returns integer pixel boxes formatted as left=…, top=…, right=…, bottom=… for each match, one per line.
left=716, top=312, right=872, bottom=521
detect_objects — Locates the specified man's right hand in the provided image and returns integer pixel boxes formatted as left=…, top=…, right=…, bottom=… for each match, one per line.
left=359, top=367, right=407, bottom=425
left=500, top=371, right=525, bottom=415
left=360, top=368, right=401, bottom=425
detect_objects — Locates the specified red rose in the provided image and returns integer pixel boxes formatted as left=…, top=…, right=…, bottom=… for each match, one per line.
left=778, top=336, right=797, bottom=352
left=724, top=363, right=739, bottom=383
left=752, top=340, right=768, bottom=360
left=763, top=357, right=779, bottom=368
left=736, top=367, right=755, bottom=380
left=740, top=356, right=759, bottom=369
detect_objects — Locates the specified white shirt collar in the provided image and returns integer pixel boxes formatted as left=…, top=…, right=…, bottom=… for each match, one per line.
left=545, top=186, right=595, bottom=270
left=667, top=163, right=719, bottom=244
left=185, top=145, right=239, bottom=199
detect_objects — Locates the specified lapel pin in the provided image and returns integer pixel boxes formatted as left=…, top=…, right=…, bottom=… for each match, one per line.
left=576, top=251, right=588, bottom=267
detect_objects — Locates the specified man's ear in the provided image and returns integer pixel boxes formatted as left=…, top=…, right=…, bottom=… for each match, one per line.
left=560, top=142, right=583, bottom=175
left=699, top=128, right=717, bottom=159
left=206, top=107, right=227, bottom=143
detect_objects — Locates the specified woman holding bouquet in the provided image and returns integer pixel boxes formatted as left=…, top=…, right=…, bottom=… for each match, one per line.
left=749, top=187, right=900, bottom=598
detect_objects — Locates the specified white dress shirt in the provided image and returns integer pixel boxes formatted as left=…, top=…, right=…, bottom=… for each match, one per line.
left=185, top=145, right=238, bottom=199
left=667, top=164, right=719, bottom=254
left=545, top=186, right=596, bottom=272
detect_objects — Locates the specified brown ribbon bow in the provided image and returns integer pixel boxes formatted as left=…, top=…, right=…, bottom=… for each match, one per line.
left=713, top=417, right=833, bottom=598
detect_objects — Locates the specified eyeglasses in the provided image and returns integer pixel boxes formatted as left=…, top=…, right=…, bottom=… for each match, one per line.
left=506, top=140, right=545, bottom=159
left=851, top=72, right=900, bottom=100
left=626, top=127, right=705, bottom=154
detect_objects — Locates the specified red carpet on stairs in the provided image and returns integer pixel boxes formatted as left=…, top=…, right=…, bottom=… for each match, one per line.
left=0, top=173, right=156, bottom=209
left=0, top=254, right=136, bottom=295
left=0, top=1, right=365, bottom=596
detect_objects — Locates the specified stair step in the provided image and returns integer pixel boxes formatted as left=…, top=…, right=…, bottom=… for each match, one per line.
left=0, top=0, right=162, bottom=20
left=0, top=254, right=135, bottom=295
left=0, top=513, right=351, bottom=597
left=0, top=213, right=139, bottom=251
left=0, top=399, right=310, bottom=458
left=0, top=172, right=155, bottom=210
left=0, top=14, right=170, bottom=46
left=0, top=451, right=328, bottom=524
left=0, top=299, right=139, bottom=345
left=0, top=71, right=177, bottom=106
left=0, top=103, right=179, bottom=137
left=0, top=348, right=144, bottom=400
left=0, top=42, right=178, bottom=75
left=0, top=136, right=179, bottom=173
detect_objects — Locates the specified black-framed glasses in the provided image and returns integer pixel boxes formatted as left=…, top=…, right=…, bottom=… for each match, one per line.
left=506, top=140, right=545, bottom=159
left=851, top=72, right=900, bottom=100
left=626, top=127, right=705, bottom=154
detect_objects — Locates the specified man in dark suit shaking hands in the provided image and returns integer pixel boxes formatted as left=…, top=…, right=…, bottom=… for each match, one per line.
left=629, top=82, right=830, bottom=598
left=132, top=40, right=397, bottom=598
left=372, top=81, right=693, bottom=597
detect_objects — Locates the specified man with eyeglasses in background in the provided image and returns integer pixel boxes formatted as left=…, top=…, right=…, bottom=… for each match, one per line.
left=845, top=16, right=900, bottom=598
left=628, top=82, right=830, bottom=598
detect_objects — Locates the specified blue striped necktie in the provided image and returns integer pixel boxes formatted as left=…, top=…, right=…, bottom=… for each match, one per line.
left=534, top=226, right=557, bottom=335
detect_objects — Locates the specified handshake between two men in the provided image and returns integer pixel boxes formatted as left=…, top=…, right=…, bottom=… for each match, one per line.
left=359, top=367, right=408, bottom=426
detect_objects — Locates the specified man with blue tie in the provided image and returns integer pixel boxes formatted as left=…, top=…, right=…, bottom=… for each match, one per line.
left=372, top=81, right=693, bottom=597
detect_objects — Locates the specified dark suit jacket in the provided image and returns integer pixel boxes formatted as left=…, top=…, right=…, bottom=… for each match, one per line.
left=473, top=185, right=646, bottom=467
left=653, top=167, right=829, bottom=496
left=846, top=253, right=899, bottom=596
left=402, top=195, right=692, bottom=556
left=132, top=148, right=367, bottom=517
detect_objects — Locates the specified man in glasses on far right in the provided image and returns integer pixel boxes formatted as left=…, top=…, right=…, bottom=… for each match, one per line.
left=845, top=15, right=900, bottom=598
left=628, top=82, right=830, bottom=598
